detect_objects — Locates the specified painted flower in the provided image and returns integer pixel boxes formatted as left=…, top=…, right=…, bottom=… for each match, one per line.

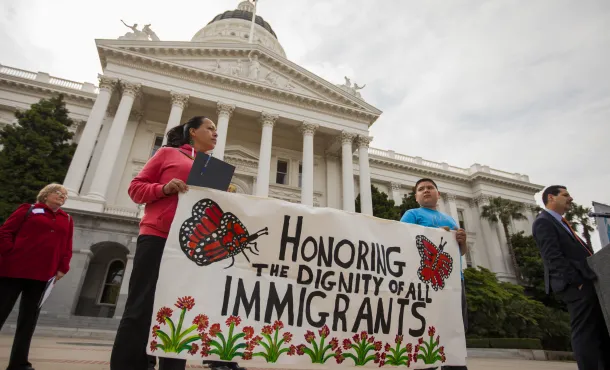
left=246, top=341, right=257, bottom=351
left=225, top=316, right=241, bottom=327
left=418, top=337, right=424, bottom=345
left=209, top=323, right=221, bottom=337
left=175, top=296, right=195, bottom=311
left=200, top=344, right=211, bottom=357
left=288, top=345, right=297, bottom=356
left=379, top=360, right=386, bottom=368
left=439, top=346, right=445, bottom=355
left=150, top=340, right=158, bottom=352
left=274, top=320, right=284, bottom=331
left=436, top=335, right=440, bottom=345
left=374, top=341, right=382, bottom=351
left=406, top=343, right=413, bottom=352
left=330, top=337, right=339, bottom=350
left=352, top=334, right=360, bottom=342
left=193, top=314, right=209, bottom=332
left=151, top=325, right=160, bottom=338
left=368, top=336, right=375, bottom=344
left=319, top=325, right=330, bottom=338
left=251, top=335, right=262, bottom=344
left=335, top=351, right=345, bottom=364
left=243, top=351, right=253, bottom=360
left=415, top=344, right=420, bottom=352
left=283, top=332, right=293, bottom=343
left=360, top=331, right=368, bottom=341
left=408, top=353, right=413, bottom=361
left=384, top=343, right=391, bottom=352
left=199, top=333, right=209, bottom=343
left=296, top=344, right=306, bottom=355
left=189, top=343, right=199, bottom=355
left=428, top=326, right=436, bottom=338
left=305, top=330, right=315, bottom=343
left=374, top=352, right=381, bottom=363
left=395, top=334, right=403, bottom=344
left=242, top=326, right=254, bottom=340
left=441, top=354, right=447, bottom=362
left=343, top=338, right=352, bottom=350
left=156, top=307, right=173, bottom=324
left=262, top=325, right=273, bottom=335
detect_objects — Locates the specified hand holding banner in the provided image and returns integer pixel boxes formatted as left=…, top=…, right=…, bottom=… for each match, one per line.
left=148, top=188, right=466, bottom=368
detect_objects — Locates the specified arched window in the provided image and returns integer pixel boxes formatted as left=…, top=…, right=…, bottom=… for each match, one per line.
left=99, top=260, right=125, bottom=305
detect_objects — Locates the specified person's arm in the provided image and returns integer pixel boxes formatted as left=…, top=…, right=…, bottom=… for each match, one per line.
left=57, top=215, right=73, bottom=281
left=0, top=204, right=30, bottom=255
left=128, top=149, right=169, bottom=204
left=533, top=218, right=584, bottom=286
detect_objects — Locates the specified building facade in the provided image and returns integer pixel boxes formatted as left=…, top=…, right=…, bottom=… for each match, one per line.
left=0, top=1, right=542, bottom=320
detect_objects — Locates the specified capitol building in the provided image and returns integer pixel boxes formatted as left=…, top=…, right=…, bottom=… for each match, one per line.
left=0, top=1, right=542, bottom=321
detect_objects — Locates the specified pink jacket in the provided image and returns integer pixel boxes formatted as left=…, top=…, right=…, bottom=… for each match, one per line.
left=128, top=144, right=194, bottom=239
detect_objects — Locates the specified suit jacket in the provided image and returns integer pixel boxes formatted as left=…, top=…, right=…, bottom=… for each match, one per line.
left=532, top=210, right=596, bottom=294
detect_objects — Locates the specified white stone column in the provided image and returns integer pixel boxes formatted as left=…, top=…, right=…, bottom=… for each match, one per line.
left=213, top=102, right=235, bottom=160
left=476, top=195, right=507, bottom=274
left=390, top=182, right=402, bottom=205
left=113, top=254, right=134, bottom=319
left=340, top=131, right=356, bottom=212
left=444, top=193, right=460, bottom=223
left=161, top=92, right=189, bottom=145
left=86, top=81, right=141, bottom=201
left=63, top=76, right=117, bottom=196
left=255, top=112, right=278, bottom=197
left=325, top=153, right=341, bottom=209
left=300, top=122, right=318, bottom=206
left=356, top=136, right=373, bottom=215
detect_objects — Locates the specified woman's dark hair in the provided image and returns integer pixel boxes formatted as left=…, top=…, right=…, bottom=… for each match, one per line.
left=165, top=116, right=208, bottom=148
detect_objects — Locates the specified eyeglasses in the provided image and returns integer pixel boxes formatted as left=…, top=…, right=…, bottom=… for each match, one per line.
left=54, top=190, right=68, bottom=199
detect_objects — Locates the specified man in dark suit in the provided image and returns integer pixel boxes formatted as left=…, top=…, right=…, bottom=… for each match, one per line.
left=532, top=185, right=610, bottom=370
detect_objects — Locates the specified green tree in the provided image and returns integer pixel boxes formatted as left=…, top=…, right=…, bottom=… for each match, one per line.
left=397, top=191, right=419, bottom=219
left=565, top=202, right=594, bottom=249
left=480, top=197, right=527, bottom=281
left=355, top=185, right=400, bottom=220
left=0, top=95, right=76, bottom=222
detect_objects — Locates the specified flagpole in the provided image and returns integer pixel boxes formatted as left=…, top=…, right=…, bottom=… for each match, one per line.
left=248, top=0, right=257, bottom=44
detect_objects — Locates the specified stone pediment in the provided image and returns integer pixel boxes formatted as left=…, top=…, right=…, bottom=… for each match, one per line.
left=223, top=145, right=259, bottom=175
left=95, top=40, right=381, bottom=124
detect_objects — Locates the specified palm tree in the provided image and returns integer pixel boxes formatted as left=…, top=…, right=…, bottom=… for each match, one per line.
left=480, top=197, right=527, bottom=282
left=565, top=203, right=594, bottom=249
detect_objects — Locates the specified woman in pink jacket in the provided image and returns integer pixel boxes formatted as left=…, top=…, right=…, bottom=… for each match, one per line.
left=110, top=116, right=217, bottom=370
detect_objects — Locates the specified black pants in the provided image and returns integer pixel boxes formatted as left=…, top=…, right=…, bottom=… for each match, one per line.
left=424, top=280, right=468, bottom=370
left=559, top=282, right=610, bottom=370
left=0, top=277, right=47, bottom=370
left=110, top=235, right=186, bottom=370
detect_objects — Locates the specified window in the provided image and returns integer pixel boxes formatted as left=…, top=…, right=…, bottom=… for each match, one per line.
left=150, top=135, right=164, bottom=157
left=276, top=160, right=288, bottom=185
left=465, top=248, right=473, bottom=268
left=298, top=163, right=303, bottom=188
left=99, top=260, right=125, bottom=305
left=457, top=209, right=466, bottom=230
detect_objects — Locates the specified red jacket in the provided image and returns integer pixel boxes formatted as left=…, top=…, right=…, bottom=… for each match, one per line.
left=0, top=203, right=73, bottom=281
left=129, top=144, right=194, bottom=239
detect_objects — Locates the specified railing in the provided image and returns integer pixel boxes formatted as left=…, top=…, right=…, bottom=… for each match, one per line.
left=0, top=64, right=98, bottom=94
left=104, top=205, right=140, bottom=218
left=0, top=65, right=37, bottom=80
left=368, top=147, right=528, bottom=182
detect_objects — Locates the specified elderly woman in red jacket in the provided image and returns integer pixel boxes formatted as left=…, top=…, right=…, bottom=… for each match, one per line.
left=0, top=183, right=73, bottom=370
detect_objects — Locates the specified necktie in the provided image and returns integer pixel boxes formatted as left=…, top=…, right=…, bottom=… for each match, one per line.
left=561, top=217, right=592, bottom=256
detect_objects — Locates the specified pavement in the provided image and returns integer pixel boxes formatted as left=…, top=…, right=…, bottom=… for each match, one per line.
left=0, top=335, right=577, bottom=370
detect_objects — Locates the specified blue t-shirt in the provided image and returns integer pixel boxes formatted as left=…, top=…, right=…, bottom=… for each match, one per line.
left=400, top=207, right=463, bottom=279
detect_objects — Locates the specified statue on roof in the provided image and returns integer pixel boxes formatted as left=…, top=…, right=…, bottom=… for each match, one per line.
left=118, top=20, right=159, bottom=41
left=337, top=76, right=366, bottom=99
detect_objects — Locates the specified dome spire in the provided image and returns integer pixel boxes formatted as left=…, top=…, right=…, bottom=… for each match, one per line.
left=237, top=1, right=255, bottom=13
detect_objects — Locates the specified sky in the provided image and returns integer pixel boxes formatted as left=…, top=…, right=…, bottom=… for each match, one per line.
left=1, top=0, right=609, bottom=247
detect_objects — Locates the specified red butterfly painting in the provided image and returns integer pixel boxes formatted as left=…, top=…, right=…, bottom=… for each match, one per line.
left=179, top=199, right=268, bottom=268
left=416, top=235, right=454, bottom=291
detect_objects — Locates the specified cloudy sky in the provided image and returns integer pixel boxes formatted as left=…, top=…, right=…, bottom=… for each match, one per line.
left=1, top=0, right=609, bottom=245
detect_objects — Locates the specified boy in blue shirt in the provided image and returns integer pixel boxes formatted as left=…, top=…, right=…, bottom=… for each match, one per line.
left=400, top=178, right=468, bottom=370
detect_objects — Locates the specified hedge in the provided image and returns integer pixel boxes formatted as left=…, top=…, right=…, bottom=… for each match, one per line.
left=467, top=338, right=543, bottom=350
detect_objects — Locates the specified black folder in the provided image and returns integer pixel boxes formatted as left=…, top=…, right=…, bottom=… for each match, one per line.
left=186, top=152, right=235, bottom=190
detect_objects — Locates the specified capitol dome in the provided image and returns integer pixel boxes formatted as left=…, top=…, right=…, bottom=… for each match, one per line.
left=191, top=1, right=286, bottom=58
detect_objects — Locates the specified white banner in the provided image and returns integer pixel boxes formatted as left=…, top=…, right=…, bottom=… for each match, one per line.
left=148, top=188, right=466, bottom=369
left=593, top=201, right=610, bottom=248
